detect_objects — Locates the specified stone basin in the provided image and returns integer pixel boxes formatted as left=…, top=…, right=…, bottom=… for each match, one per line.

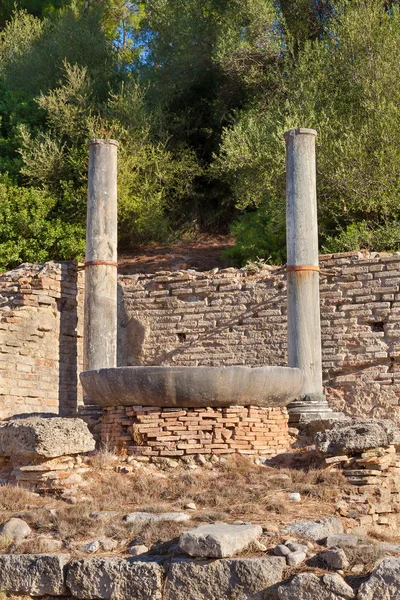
left=79, top=366, right=304, bottom=408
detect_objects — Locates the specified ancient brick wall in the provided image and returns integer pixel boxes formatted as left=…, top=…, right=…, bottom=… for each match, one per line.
left=118, top=252, right=400, bottom=423
left=3, top=252, right=400, bottom=423
left=0, top=262, right=84, bottom=419
left=101, top=406, right=290, bottom=457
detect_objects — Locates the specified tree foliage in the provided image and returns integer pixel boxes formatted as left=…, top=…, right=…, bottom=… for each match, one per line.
left=1, top=0, right=400, bottom=271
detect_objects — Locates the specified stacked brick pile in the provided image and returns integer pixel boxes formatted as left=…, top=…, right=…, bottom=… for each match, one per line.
left=0, top=262, right=84, bottom=419
left=329, top=447, right=400, bottom=528
left=101, top=405, right=290, bottom=458
left=0, top=455, right=90, bottom=493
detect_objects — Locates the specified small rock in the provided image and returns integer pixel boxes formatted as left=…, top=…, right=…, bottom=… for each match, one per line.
left=267, top=474, right=291, bottom=483
left=274, top=545, right=291, bottom=557
left=0, top=518, right=32, bottom=541
left=322, top=573, right=355, bottom=598
left=209, top=455, right=219, bottom=464
left=320, top=546, right=350, bottom=570
left=185, top=502, right=197, bottom=511
left=100, top=538, right=118, bottom=551
left=196, top=454, right=207, bottom=465
left=288, top=493, right=301, bottom=502
left=81, top=540, right=100, bottom=553
left=286, top=541, right=308, bottom=553
left=287, top=550, right=306, bottom=567
left=90, top=511, right=119, bottom=520
left=128, top=544, right=149, bottom=556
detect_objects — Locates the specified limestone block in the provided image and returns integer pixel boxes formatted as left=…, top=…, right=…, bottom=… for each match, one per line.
left=123, top=512, right=190, bottom=525
left=178, top=522, right=263, bottom=558
left=0, top=417, right=95, bottom=458
left=357, top=557, right=400, bottom=599
left=283, top=517, right=343, bottom=542
left=315, top=419, right=400, bottom=456
left=66, top=557, right=163, bottom=600
left=278, top=572, right=354, bottom=600
left=164, top=557, right=286, bottom=600
left=0, top=553, right=69, bottom=596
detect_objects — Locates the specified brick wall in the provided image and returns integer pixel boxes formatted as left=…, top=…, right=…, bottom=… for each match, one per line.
left=101, top=405, right=290, bottom=457
left=0, top=262, right=84, bottom=419
left=3, top=251, right=400, bottom=424
left=118, top=252, right=400, bottom=423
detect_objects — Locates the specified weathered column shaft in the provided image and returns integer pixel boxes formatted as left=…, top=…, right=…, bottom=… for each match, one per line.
left=285, top=128, right=323, bottom=396
left=84, top=139, right=119, bottom=374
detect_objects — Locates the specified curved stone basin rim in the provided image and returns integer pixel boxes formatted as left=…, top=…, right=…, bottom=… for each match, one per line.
left=80, top=365, right=304, bottom=408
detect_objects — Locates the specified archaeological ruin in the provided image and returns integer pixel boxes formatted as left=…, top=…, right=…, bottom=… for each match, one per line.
left=3, top=129, right=400, bottom=599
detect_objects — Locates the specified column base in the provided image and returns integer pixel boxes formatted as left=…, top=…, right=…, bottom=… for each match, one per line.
left=287, top=393, right=345, bottom=425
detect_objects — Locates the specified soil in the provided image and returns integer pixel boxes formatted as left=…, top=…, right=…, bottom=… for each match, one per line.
left=118, top=234, right=235, bottom=275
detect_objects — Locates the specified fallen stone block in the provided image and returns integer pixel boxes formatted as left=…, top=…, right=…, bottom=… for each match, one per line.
left=0, top=418, right=95, bottom=458
left=66, top=557, right=163, bottom=600
left=357, top=557, right=400, bottom=599
left=123, top=512, right=190, bottom=525
left=278, top=572, right=354, bottom=600
left=0, top=553, right=69, bottom=596
left=323, top=534, right=360, bottom=548
left=315, top=419, right=400, bottom=456
left=178, top=522, right=263, bottom=558
left=284, top=517, right=343, bottom=542
left=164, top=557, right=286, bottom=600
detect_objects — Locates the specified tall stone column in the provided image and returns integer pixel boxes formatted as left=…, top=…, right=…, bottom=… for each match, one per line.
left=284, top=128, right=338, bottom=423
left=84, top=139, right=119, bottom=381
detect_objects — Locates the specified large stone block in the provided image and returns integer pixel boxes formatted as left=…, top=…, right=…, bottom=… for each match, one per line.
left=178, top=522, right=263, bottom=558
left=0, top=553, right=69, bottom=596
left=66, top=557, right=163, bottom=600
left=283, top=517, right=343, bottom=542
left=315, top=419, right=400, bottom=456
left=0, top=417, right=95, bottom=458
left=164, top=557, right=286, bottom=600
left=358, top=557, right=400, bottom=599
left=278, top=572, right=354, bottom=600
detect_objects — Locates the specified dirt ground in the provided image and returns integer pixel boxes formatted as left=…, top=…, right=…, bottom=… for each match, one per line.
left=118, top=234, right=235, bottom=274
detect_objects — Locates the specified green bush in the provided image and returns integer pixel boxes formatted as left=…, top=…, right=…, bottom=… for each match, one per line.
left=0, top=175, right=85, bottom=271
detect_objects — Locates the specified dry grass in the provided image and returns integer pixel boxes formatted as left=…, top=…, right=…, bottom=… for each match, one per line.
left=79, top=455, right=344, bottom=528
left=0, top=485, right=45, bottom=512
left=0, top=455, right=384, bottom=558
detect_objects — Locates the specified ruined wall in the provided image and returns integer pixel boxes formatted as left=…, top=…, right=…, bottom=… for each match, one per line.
left=118, top=252, right=400, bottom=422
left=0, top=262, right=84, bottom=419
left=3, top=252, right=400, bottom=422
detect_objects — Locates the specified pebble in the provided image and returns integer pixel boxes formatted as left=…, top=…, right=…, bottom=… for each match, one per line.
left=287, top=550, right=307, bottom=566
left=185, top=502, right=197, bottom=510
left=128, top=544, right=149, bottom=556
left=81, top=540, right=100, bottom=553
left=288, top=493, right=301, bottom=502
left=274, top=544, right=291, bottom=557
left=286, top=541, right=308, bottom=553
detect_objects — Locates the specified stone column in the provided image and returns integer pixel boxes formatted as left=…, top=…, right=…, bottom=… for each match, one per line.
left=84, top=139, right=119, bottom=378
left=284, top=128, right=337, bottom=423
